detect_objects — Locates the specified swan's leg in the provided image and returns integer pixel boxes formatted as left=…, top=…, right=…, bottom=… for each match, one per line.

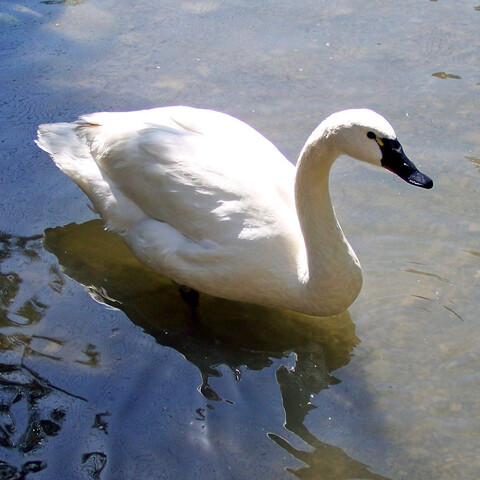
left=178, top=285, right=200, bottom=308
left=171, top=282, right=201, bottom=323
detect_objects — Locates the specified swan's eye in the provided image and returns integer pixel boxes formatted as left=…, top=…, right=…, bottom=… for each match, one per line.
left=367, top=131, right=385, bottom=147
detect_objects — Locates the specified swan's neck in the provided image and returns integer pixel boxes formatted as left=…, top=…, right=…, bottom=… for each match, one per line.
left=294, top=131, right=362, bottom=315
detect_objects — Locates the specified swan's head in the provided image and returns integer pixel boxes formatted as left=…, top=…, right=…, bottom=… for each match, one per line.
left=323, top=109, right=433, bottom=189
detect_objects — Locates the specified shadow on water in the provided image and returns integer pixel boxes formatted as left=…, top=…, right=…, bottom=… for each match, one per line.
left=37, top=220, right=391, bottom=480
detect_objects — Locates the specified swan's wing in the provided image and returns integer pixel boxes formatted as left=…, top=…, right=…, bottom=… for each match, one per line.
left=78, top=107, right=298, bottom=244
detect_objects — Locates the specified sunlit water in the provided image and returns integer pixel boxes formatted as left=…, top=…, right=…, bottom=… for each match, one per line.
left=0, top=1, right=479, bottom=479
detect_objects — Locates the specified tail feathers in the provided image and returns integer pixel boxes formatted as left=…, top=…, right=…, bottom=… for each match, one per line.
left=36, top=123, right=146, bottom=234
left=36, top=123, right=101, bottom=184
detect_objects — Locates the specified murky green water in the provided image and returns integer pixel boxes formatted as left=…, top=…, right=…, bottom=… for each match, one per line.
left=0, top=1, right=479, bottom=479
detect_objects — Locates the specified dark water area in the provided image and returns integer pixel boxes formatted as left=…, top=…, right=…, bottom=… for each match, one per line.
left=1, top=1, right=480, bottom=479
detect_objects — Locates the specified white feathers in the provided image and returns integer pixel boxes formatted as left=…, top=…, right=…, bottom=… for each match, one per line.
left=36, top=106, right=401, bottom=316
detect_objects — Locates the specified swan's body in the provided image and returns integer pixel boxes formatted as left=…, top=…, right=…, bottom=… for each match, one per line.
left=36, top=107, right=432, bottom=316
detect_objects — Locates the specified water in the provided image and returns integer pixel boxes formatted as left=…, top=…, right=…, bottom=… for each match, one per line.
left=0, top=1, right=479, bottom=478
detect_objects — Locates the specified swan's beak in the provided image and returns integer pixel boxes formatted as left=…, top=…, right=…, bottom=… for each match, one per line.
left=380, top=138, right=433, bottom=189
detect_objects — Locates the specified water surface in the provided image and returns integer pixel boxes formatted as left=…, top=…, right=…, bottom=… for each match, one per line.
left=0, top=1, right=479, bottom=479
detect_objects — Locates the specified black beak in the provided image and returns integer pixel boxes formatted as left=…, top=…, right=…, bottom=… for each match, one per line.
left=380, top=138, right=433, bottom=189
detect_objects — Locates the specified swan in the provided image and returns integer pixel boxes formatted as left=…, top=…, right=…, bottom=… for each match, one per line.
left=36, top=107, right=432, bottom=317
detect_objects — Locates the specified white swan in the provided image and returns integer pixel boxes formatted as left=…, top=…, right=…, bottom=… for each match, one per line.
left=36, top=107, right=432, bottom=316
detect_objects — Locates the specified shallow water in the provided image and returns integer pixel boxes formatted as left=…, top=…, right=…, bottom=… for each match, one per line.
left=0, top=1, right=479, bottom=479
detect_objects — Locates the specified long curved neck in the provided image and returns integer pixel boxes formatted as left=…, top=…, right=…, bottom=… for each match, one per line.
left=294, top=130, right=362, bottom=315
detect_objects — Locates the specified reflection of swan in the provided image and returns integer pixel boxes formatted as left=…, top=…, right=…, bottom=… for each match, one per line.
left=37, top=107, right=432, bottom=316
left=272, top=363, right=393, bottom=480
left=44, top=220, right=393, bottom=480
